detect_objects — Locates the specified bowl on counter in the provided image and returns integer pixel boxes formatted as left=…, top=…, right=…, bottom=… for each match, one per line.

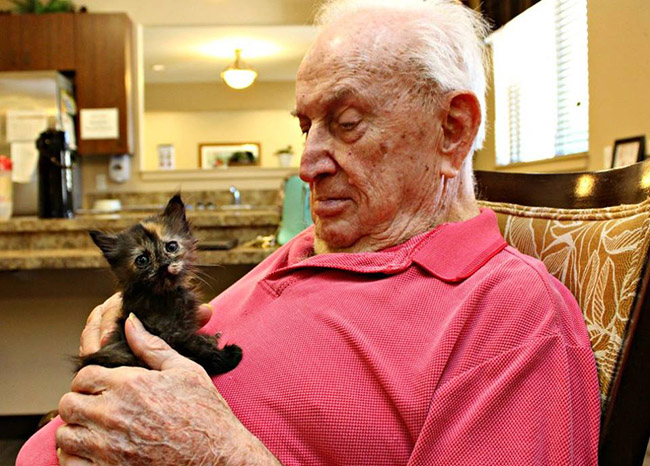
left=93, top=199, right=122, bottom=213
left=220, top=204, right=254, bottom=211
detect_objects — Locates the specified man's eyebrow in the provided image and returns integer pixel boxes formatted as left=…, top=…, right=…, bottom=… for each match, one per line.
left=291, top=87, right=357, bottom=118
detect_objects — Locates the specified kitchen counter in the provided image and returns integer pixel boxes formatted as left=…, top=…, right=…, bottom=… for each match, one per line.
left=0, top=209, right=280, bottom=232
left=0, top=246, right=277, bottom=270
left=0, top=209, right=280, bottom=270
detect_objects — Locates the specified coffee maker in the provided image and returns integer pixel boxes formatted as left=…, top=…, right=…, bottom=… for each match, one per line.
left=36, top=126, right=75, bottom=218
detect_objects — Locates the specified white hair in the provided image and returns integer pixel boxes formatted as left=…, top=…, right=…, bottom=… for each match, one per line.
left=315, top=0, right=489, bottom=152
left=314, top=0, right=490, bottom=216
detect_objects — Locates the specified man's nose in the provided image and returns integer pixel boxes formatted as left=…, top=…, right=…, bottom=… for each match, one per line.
left=299, top=124, right=337, bottom=183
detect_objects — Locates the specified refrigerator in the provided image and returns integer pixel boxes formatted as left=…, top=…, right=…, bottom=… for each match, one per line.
left=0, top=70, right=80, bottom=216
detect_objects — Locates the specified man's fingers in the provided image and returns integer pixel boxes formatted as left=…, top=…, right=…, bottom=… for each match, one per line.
left=79, top=293, right=123, bottom=356
left=125, top=313, right=197, bottom=371
left=99, top=293, right=122, bottom=345
left=58, top=392, right=93, bottom=426
left=70, top=365, right=111, bottom=395
left=56, top=423, right=102, bottom=463
left=57, top=447, right=94, bottom=466
left=197, top=303, right=213, bottom=328
left=79, top=304, right=103, bottom=356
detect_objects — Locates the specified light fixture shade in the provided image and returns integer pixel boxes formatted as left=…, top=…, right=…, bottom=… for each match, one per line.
left=221, top=68, right=257, bottom=89
left=221, top=49, right=257, bottom=89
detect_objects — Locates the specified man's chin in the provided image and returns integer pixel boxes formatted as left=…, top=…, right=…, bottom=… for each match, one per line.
left=313, top=222, right=359, bottom=254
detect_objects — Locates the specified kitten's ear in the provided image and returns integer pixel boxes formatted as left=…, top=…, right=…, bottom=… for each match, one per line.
left=89, top=230, right=118, bottom=257
left=163, top=193, right=189, bottom=231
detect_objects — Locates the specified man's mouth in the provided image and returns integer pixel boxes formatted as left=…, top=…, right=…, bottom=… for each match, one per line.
left=312, top=197, right=351, bottom=217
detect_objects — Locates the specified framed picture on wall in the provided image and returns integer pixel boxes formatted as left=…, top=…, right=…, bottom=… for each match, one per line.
left=198, top=142, right=261, bottom=168
left=611, top=136, right=646, bottom=168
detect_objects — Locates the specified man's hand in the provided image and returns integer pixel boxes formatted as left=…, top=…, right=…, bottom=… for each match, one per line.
left=79, top=293, right=214, bottom=357
left=57, top=313, right=280, bottom=466
left=79, top=293, right=122, bottom=356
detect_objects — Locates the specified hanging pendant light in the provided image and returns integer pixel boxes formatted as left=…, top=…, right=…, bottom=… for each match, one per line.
left=221, top=49, right=257, bottom=90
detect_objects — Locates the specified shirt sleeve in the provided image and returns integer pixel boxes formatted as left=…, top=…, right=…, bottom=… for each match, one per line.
left=407, top=334, right=600, bottom=466
left=15, top=415, right=63, bottom=466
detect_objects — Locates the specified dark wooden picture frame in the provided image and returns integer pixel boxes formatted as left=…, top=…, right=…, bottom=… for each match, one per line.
left=612, top=136, right=646, bottom=169
left=198, top=142, right=261, bottom=168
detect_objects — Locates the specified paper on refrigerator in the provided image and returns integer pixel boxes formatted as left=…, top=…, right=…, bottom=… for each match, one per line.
left=6, top=110, right=48, bottom=142
left=10, top=141, right=39, bottom=183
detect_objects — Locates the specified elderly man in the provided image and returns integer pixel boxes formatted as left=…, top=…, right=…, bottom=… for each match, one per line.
left=18, top=0, right=600, bottom=464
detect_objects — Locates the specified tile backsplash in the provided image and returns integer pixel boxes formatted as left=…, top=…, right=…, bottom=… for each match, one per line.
left=85, top=189, right=281, bottom=210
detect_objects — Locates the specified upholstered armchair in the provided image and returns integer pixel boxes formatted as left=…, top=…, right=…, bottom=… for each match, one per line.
left=475, top=160, right=650, bottom=466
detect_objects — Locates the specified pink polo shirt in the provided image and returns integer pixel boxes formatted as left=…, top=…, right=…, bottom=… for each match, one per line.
left=17, top=209, right=600, bottom=465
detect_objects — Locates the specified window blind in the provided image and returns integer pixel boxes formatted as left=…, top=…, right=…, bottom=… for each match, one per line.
left=554, top=0, right=589, bottom=156
left=489, top=0, right=588, bottom=166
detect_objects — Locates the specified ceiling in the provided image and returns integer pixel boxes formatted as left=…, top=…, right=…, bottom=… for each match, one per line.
left=143, top=25, right=318, bottom=83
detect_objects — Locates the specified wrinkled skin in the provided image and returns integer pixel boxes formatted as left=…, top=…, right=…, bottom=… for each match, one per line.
left=57, top=313, right=280, bottom=466
left=57, top=10, right=482, bottom=466
left=295, top=14, right=480, bottom=254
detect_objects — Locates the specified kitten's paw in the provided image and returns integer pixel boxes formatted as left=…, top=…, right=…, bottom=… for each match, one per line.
left=202, top=344, right=242, bottom=376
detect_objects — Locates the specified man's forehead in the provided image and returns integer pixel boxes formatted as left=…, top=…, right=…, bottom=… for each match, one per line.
left=297, top=38, right=356, bottom=83
left=294, top=83, right=357, bottom=114
left=297, top=15, right=415, bottom=86
left=311, top=10, right=413, bottom=57
left=294, top=11, right=418, bottom=115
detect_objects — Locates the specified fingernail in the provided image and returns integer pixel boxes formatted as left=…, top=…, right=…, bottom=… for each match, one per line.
left=128, top=313, right=140, bottom=328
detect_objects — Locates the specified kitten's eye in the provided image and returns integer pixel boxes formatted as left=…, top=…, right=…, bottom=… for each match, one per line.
left=165, top=241, right=179, bottom=253
left=135, top=254, right=149, bottom=267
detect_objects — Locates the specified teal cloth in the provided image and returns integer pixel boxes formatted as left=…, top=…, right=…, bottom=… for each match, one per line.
left=277, top=176, right=313, bottom=245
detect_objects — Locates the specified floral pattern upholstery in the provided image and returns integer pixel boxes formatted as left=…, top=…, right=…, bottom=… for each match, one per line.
left=477, top=199, right=650, bottom=407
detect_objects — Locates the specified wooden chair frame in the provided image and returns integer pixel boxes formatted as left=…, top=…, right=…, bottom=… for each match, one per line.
left=475, top=161, right=650, bottom=466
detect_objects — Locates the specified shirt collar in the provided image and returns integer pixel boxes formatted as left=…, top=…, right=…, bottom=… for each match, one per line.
left=410, top=208, right=507, bottom=282
left=277, top=209, right=506, bottom=282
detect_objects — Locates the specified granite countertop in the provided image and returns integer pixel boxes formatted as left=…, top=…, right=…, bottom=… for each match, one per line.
left=0, top=208, right=281, bottom=232
left=0, top=246, right=278, bottom=270
left=0, top=209, right=281, bottom=271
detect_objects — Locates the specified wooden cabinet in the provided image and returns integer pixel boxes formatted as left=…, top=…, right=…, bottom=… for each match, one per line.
left=0, top=13, right=75, bottom=71
left=74, top=14, right=134, bottom=156
left=0, top=13, right=135, bottom=156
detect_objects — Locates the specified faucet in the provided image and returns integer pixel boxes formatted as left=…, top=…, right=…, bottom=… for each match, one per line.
left=229, top=185, right=241, bottom=205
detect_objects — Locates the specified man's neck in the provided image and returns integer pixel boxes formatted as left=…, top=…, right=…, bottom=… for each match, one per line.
left=313, top=201, right=480, bottom=255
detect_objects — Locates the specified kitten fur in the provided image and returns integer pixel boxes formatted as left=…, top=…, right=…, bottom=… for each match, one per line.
left=78, top=194, right=242, bottom=375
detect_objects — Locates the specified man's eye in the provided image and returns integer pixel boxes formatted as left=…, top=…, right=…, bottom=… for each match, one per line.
left=336, top=108, right=363, bottom=133
left=135, top=254, right=149, bottom=267
left=165, top=241, right=179, bottom=253
left=339, top=120, right=359, bottom=131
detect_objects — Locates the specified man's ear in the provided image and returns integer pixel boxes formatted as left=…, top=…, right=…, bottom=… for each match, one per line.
left=89, top=230, right=118, bottom=258
left=438, top=91, right=481, bottom=178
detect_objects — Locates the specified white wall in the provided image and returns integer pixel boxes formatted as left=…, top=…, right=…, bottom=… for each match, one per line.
left=474, top=0, right=650, bottom=172
left=144, top=110, right=303, bottom=170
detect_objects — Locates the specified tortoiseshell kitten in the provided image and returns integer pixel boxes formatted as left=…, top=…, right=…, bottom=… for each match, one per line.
left=77, top=194, right=242, bottom=375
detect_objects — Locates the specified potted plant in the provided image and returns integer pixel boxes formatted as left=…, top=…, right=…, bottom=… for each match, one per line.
left=274, top=145, right=294, bottom=167
left=9, top=0, right=76, bottom=13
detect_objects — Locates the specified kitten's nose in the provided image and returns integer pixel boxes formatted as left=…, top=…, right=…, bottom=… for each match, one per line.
left=166, top=262, right=182, bottom=275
